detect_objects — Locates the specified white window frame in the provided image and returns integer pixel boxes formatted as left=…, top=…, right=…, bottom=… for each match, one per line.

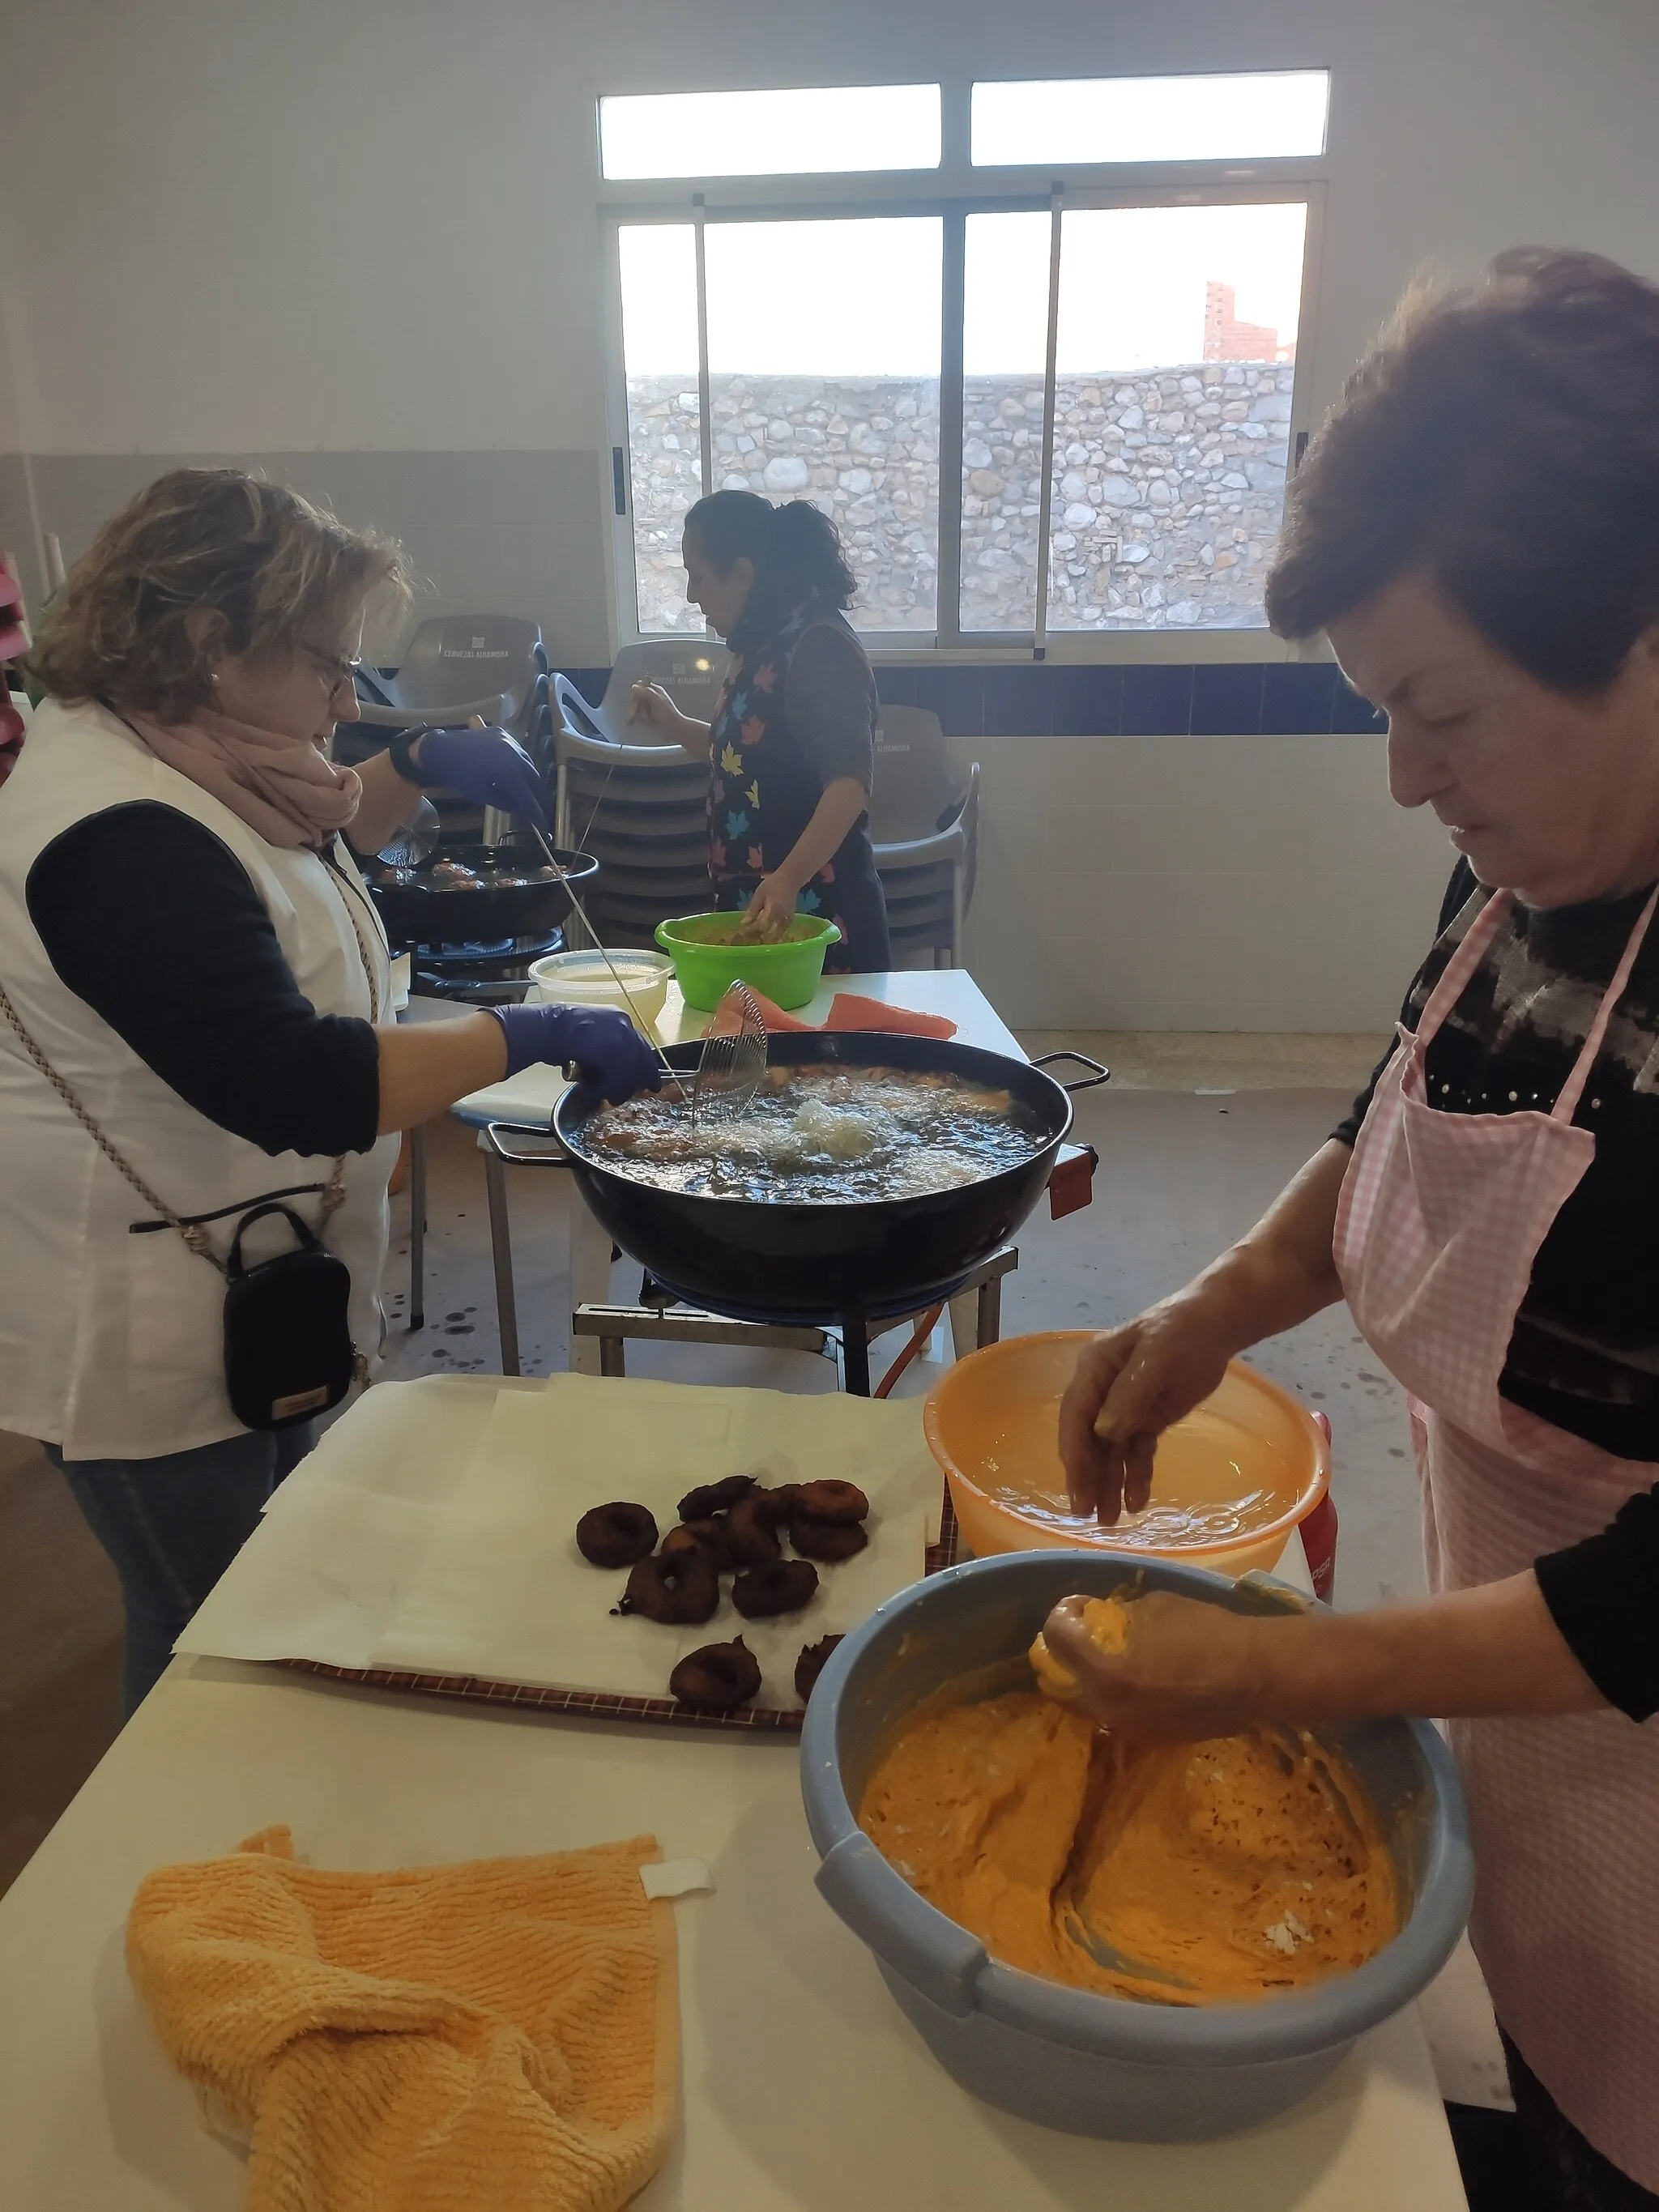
left=598, top=76, right=1327, bottom=663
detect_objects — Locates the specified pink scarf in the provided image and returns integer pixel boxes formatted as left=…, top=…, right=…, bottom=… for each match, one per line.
left=123, top=705, right=362, bottom=850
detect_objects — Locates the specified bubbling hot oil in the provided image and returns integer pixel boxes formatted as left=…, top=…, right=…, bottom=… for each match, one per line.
left=584, top=1064, right=1046, bottom=1202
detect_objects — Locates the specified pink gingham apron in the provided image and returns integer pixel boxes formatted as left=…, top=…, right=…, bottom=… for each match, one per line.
left=1336, top=881, right=1659, bottom=2189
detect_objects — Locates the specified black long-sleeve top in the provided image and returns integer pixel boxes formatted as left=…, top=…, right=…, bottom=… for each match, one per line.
left=24, top=803, right=381, bottom=1157
left=1337, top=861, right=1659, bottom=1720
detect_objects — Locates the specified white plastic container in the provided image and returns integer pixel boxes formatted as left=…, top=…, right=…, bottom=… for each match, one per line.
left=526, top=948, right=674, bottom=1039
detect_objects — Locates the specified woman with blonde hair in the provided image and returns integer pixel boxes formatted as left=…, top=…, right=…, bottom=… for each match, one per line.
left=0, top=467, right=655, bottom=1713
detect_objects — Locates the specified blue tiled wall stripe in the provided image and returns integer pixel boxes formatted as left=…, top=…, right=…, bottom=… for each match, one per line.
left=562, top=662, right=1384, bottom=739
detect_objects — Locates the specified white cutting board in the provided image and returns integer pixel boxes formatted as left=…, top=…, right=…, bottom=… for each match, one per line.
left=177, top=1373, right=937, bottom=1711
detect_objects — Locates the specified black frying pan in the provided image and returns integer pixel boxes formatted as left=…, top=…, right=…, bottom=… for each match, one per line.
left=368, top=842, right=598, bottom=948
left=552, top=1032, right=1105, bottom=1328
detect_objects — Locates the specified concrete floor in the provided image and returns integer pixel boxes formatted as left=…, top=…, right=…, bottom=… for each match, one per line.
left=2, top=1034, right=1427, bottom=1893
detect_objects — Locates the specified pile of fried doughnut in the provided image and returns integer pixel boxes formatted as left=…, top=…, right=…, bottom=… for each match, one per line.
left=574, top=1473, right=867, bottom=1713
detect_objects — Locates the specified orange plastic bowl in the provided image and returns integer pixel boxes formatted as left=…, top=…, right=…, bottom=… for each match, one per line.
left=924, top=1331, right=1329, bottom=1579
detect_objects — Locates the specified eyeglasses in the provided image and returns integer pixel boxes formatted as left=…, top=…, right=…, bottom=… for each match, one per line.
left=299, top=642, right=363, bottom=698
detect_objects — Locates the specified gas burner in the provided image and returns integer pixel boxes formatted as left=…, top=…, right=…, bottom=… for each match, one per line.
left=416, top=936, right=520, bottom=961
left=412, top=927, right=565, bottom=1004
left=412, top=931, right=564, bottom=967
left=409, top=973, right=537, bottom=1006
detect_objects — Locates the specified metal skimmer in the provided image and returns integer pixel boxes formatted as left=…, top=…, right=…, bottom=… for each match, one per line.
left=377, top=795, right=441, bottom=871
left=691, top=981, right=769, bottom=1131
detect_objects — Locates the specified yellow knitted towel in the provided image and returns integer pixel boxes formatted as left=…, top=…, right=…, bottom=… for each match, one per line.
left=126, top=1825, right=679, bottom=2212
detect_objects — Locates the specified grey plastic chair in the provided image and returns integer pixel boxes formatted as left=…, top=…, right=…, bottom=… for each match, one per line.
left=870, top=707, right=980, bottom=966
left=550, top=718, right=712, bottom=948
left=603, top=640, right=730, bottom=738
left=551, top=646, right=730, bottom=750
left=351, top=616, right=547, bottom=733
left=552, top=722, right=709, bottom=833
left=876, top=773, right=979, bottom=966
left=868, top=706, right=965, bottom=842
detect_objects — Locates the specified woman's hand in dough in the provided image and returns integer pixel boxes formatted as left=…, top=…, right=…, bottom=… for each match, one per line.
left=1058, top=1294, right=1238, bottom=1524
left=1042, top=1572, right=1609, bottom=1735
left=743, top=874, right=798, bottom=942
left=1039, top=1592, right=1277, bottom=1741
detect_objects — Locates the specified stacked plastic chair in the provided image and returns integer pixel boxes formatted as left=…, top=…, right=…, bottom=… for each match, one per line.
left=341, top=616, right=552, bottom=843
left=552, top=647, right=727, bottom=948
left=868, top=705, right=981, bottom=967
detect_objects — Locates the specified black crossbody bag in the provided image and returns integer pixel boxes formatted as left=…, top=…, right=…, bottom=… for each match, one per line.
left=221, top=1200, right=359, bottom=1426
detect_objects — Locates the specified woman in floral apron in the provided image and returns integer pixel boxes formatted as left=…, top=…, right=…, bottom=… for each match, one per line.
left=627, top=492, right=889, bottom=972
left=1049, top=251, right=1659, bottom=2210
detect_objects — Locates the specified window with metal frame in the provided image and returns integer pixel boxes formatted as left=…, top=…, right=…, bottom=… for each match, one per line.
left=601, top=73, right=1326, bottom=654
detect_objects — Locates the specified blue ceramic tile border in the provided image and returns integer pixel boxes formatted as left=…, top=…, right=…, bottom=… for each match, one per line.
left=561, top=662, right=1385, bottom=739
left=1047, top=665, right=1121, bottom=738
left=1190, top=662, right=1265, bottom=735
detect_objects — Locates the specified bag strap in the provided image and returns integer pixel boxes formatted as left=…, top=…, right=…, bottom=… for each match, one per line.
left=0, top=842, right=384, bottom=1271
left=0, top=974, right=229, bottom=1272
left=225, top=1200, right=323, bottom=1276
left=322, top=839, right=385, bottom=1030
left=313, top=842, right=385, bottom=1235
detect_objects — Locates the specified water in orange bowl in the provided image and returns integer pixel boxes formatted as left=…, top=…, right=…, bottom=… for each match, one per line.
left=924, top=1331, right=1328, bottom=1577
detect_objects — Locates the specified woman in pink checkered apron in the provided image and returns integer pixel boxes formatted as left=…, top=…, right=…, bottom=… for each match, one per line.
left=1050, top=251, right=1659, bottom=2210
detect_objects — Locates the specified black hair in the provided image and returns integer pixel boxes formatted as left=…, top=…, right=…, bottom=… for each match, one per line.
left=683, top=491, right=856, bottom=645
left=1268, top=248, right=1659, bottom=691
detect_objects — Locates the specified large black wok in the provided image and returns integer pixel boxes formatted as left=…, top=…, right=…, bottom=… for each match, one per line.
left=553, top=1034, right=1105, bottom=1375
left=368, top=842, right=598, bottom=949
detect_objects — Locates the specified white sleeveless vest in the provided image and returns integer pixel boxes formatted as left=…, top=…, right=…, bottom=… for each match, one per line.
left=0, top=698, right=400, bottom=1458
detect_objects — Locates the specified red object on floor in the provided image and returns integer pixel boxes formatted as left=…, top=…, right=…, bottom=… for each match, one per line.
left=874, top=1302, right=945, bottom=1399
left=1299, top=1415, right=1338, bottom=1600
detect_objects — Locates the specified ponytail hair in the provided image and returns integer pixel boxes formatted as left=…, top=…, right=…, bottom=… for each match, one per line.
left=683, top=490, right=856, bottom=640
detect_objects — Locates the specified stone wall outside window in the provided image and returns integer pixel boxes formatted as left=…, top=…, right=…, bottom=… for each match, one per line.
left=625, top=360, right=1294, bottom=636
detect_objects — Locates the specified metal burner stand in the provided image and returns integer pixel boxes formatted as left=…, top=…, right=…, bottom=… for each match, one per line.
left=474, top=1120, right=1094, bottom=1393
left=571, top=1244, right=1020, bottom=1395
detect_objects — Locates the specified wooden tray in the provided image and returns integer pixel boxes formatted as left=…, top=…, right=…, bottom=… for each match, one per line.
left=281, top=1488, right=960, bottom=1733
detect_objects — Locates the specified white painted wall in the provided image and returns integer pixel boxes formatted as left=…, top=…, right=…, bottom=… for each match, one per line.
left=0, top=0, right=1648, bottom=1030
left=961, top=733, right=1455, bottom=1031
left=0, top=173, right=33, bottom=563
left=6, top=0, right=1657, bottom=455
left=0, top=298, right=20, bottom=460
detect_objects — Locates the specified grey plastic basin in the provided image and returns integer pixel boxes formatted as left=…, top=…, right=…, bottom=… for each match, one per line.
left=800, top=1550, right=1473, bottom=2141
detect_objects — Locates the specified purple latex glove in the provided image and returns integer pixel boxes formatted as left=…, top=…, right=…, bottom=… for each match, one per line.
left=411, top=724, right=548, bottom=829
left=487, top=1003, right=661, bottom=1104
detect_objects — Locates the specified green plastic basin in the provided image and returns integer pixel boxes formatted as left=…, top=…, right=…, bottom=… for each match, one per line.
left=654, top=911, right=842, bottom=1011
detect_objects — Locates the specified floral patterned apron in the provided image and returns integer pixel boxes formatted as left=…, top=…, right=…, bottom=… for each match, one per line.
left=706, top=606, right=889, bottom=974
